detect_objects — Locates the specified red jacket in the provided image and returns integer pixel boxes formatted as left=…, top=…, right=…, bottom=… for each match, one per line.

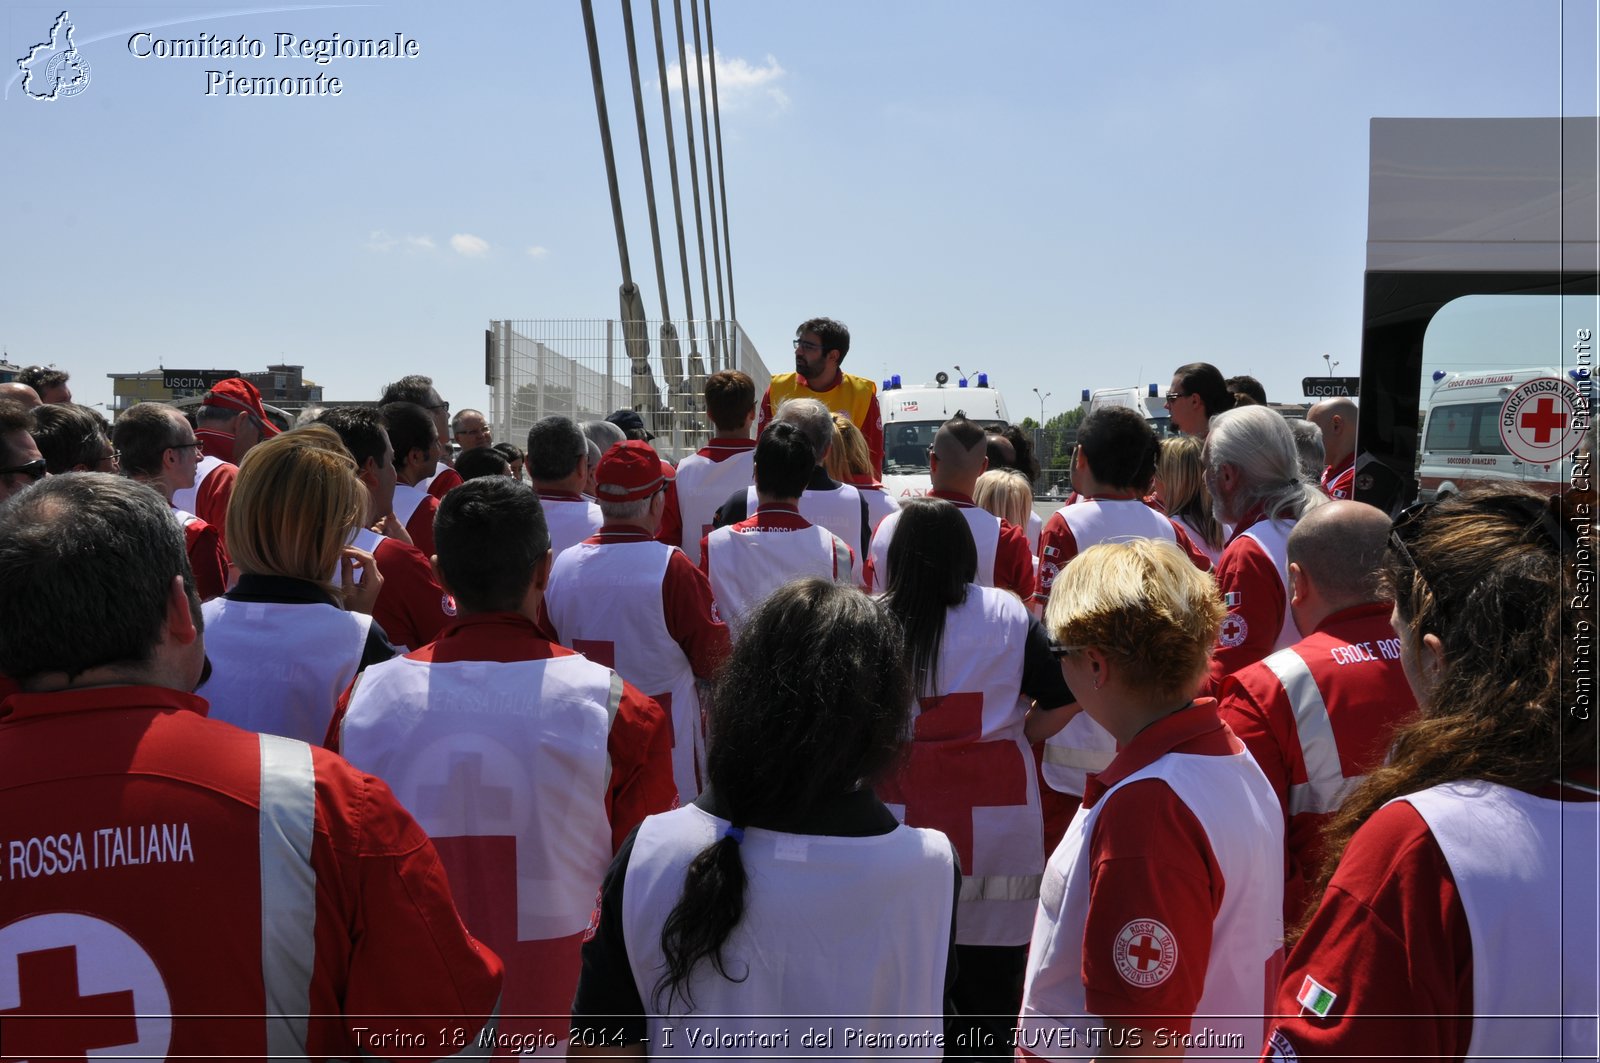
left=0, top=684, right=502, bottom=1059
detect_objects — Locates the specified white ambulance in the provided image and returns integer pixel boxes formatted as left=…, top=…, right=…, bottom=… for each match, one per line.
left=879, top=371, right=1011, bottom=499
left=1417, top=367, right=1588, bottom=500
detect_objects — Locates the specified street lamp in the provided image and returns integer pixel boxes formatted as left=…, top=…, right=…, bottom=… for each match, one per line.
left=1032, top=387, right=1051, bottom=425
left=1322, top=353, right=1341, bottom=376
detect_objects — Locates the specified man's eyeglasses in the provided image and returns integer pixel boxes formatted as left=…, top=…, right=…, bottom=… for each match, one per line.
left=1163, top=392, right=1189, bottom=406
left=168, top=440, right=204, bottom=455
left=0, top=458, right=47, bottom=482
left=793, top=339, right=822, bottom=353
left=427, top=402, right=451, bottom=415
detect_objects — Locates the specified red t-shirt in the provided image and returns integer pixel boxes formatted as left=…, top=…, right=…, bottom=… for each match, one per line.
left=403, top=491, right=441, bottom=560
left=370, top=535, right=452, bottom=651
left=427, top=466, right=463, bottom=499
left=181, top=516, right=231, bottom=602
left=1320, top=454, right=1355, bottom=501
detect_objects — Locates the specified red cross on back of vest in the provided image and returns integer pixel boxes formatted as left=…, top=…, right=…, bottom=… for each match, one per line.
left=878, top=692, right=1029, bottom=871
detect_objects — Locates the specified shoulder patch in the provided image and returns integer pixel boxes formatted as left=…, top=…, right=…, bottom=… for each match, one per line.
left=1264, top=1029, right=1300, bottom=1061
left=1219, top=612, right=1248, bottom=647
left=1113, top=918, right=1178, bottom=987
left=1295, top=974, right=1337, bottom=1017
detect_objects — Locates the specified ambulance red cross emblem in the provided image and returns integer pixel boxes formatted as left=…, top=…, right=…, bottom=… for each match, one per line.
left=1114, top=918, right=1178, bottom=987
left=1498, top=377, right=1586, bottom=467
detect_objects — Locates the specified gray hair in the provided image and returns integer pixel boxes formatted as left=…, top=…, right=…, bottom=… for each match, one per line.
left=0, top=474, right=199, bottom=682
left=598, top=497, right=651, bottom=525
left=586, top=437, right=603, bottom=471
left=294, top=404, right=327, bottom=428
left=773, top=398, right=833, bottom=462
left=525, top=416, right=587, bottom=482
left=1289, top=418, right=1325, bottom=483
left=1205, top=406, right=1327, bottom=525
left=581, top=419, right=626, bottom=453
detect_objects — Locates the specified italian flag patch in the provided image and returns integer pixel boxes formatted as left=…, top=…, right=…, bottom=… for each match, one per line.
left=1296, top=975, right=1337, bottom=1017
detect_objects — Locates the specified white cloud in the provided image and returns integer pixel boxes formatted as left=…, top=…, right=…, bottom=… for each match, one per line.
left=451, top=233, right=490, bottom=257
left=665, top=49, right=787, bottom=114
left=526, top=245, right=549, bottom=258
left=367, top=230, right=439, bottom=254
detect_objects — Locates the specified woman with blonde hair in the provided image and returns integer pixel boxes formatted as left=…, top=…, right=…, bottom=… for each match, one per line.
left=976, top=468, right=1038, bottom=595
left=826, top=409, right=899, bottom=531
left=1019, top=539, right=1283, bottom=1058
left=1264, top=486, right=1596, bottom=1061
left=198, top=424, right=392, bottom=744
left=1154, top=433, right=1224, bottom=563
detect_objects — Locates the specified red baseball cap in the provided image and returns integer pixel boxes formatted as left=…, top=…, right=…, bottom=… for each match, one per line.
left=202, top=378, right=281, bottom=436
left=595, top=440, right=673, bottom=502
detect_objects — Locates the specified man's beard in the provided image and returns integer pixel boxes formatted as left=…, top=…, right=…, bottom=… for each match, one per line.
left=796, top=358, right=822, bottom=381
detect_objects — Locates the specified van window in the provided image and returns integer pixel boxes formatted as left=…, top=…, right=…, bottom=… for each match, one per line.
left=1424, top=401, right=1507, bottom=455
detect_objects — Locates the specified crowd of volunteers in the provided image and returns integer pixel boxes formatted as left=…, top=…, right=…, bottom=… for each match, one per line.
left=0, top=329, right=1591, bottom=1062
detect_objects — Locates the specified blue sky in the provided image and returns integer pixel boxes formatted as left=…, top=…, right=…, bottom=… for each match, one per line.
left=2, top=1, right=1595, bottom=420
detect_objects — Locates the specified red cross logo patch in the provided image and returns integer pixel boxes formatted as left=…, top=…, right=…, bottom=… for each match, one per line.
left=1219, top=612, right=1249, bottom=648
left=0, top=912, right=172, bottom=1059
left=1113, top=918, right=1178, bottom=987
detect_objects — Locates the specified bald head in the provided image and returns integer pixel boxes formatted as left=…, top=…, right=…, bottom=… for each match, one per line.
left=1308, top=398, right=1358, bottom=467
left=0, top=383, right=41, bottom=409
left=931, top=415, right=989, bottom=493
left=1288, top=500, right=1392, bottom=627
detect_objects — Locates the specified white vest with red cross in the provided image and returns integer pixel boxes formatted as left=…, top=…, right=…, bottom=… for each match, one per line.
left=1020, top=750, right=1284, bottom=1058
left=878, top=585, right=1044, bottom=946
left=338, top=651, right=622, bottom=1051
left=746, top=481, right=864, bottom=556
left=867, top=505, right=1000, bottom=592
left=539, top=494, right=604, bottom=561
left=171, top=454, right=226, bottom=516
left=675, top=450, right=754, bottom=566
left=198, top=598, right=372, bottom=746
left=1038, top=498, right=1179, bottom=798
left=622, top=804, right=954, bottom=1050
left=703, top=516, right=854, bottom=633
left=546, top=538, right=703, bottom=803
left=1402, top=782, right=1599, bottom=1062
left=1233, top=520, right=1299, bottom=654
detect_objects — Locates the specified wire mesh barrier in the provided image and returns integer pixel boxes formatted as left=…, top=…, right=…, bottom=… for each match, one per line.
left=487, top=319, right=770, bottom=461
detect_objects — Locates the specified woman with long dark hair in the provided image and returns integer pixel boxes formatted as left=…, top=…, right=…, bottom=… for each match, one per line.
left=877, top=497, right=1076, bottom=1058
left=571, top=578, right=959, bottom=1056
left=1264, top=485, right=1597, bottom=1061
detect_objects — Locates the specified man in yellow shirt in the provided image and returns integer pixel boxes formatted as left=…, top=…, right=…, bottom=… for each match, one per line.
left=758, top=317, right=884, bottom=475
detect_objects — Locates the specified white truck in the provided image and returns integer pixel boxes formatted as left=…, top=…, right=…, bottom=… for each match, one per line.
left=1077, top=385, right=1174, bottom=437
left=1417, top=367, right=1589, bottom=501
left=879, top=370, right=1011, bottom=499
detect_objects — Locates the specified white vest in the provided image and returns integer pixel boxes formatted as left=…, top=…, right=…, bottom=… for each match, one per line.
left=1172, top=514, right=1224, bottom=566
left=1055, top=497, right=1177, bottom=551
left=860, top=485, right=901, bottom=535
left=173, top=507, right=201, bottom=532
left=1237, top=519, right=1300, bottom=653
left=747, top=482, right=864, bottom=556
left=880, top=586, right=1043, bottom=946
left=704, top=520, right=854, bottom=633
left=340, top=650, right=621, bottom=1044
left=1020, top=749, right=1284, bottom=1058
left=1403, top=782, right=1599, bottom=1063
left=1040, top=499, right=1178, bottom=797
left=623, top=804, right=953, bottom=1055
left=198, top=598, right=372, bottom=745
left=675, top=450, right=755, bottom=566
left=1026, top=509, right=1043, bottom=553
left=171, top=454, right=225, bottom=514
left=546, top=539, right=704, bottom=802
left=540, top=496, right=605, bottom=561
left=868, top=505, right=1000, bottom=591
left=391, top=480, right=428, bottom=528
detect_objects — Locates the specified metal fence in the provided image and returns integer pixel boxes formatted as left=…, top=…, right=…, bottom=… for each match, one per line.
left=487, top=319, right=770, bottom=461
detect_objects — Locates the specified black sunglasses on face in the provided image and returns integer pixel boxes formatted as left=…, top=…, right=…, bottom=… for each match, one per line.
left=0, top=458, right=47, bottom=481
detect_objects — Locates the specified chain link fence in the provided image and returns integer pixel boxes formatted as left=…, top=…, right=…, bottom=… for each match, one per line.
left=487, top=319, right=770, bottom=461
